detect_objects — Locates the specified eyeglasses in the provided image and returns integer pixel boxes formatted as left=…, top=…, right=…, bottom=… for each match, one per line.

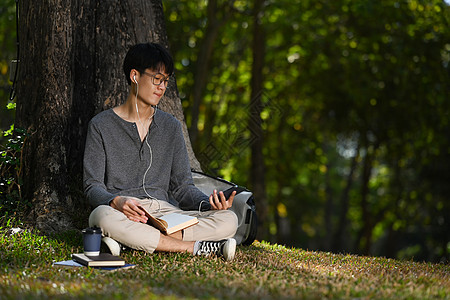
left=141, top=71, right=170, bottom=87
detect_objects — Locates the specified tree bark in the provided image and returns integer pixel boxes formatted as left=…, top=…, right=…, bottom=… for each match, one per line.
left=16, top=0, right=199, bottom=233
left=17, top=0, right=75, bottom=233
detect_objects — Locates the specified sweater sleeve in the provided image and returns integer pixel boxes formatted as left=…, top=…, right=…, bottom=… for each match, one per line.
left=169, top=121, right=211, bottom=211
left=83, top=120, right=116, bottom=207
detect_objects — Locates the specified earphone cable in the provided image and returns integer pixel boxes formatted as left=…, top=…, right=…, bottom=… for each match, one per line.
left=135, top=83, right=160, bottom=213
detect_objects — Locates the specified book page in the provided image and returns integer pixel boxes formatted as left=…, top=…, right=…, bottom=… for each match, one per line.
left=138, top=206, right=168, bottom=231
left=138, top=207, right=198, bottom=234
left=159, top=213, right=198, bottom=235
left=159, top=213, right=197, bottom=227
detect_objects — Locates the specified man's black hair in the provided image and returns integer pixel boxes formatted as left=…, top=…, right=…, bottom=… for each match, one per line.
left=123, top=43, right=174, bottom=85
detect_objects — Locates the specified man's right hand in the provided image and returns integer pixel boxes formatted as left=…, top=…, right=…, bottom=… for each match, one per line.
left=110, top=196, right=148, bottom=223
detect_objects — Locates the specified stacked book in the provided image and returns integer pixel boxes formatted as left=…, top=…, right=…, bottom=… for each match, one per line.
left=72, top=253, right=126, bottom=267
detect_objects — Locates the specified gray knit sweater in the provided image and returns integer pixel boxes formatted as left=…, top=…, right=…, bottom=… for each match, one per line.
left=83, top=108, right=211, bottom=211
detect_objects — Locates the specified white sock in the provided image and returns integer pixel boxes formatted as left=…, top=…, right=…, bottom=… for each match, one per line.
left=193, top=240, right=201, bottom=255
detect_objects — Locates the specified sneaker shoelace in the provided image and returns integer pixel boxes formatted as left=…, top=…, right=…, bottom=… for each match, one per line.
left=198, top=241, right=221, bottom=256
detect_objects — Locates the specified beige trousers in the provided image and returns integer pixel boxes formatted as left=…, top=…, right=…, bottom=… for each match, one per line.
left=88, top=198, right=238, bottom=253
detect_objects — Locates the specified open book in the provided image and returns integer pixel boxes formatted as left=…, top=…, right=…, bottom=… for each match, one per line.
left=139, top=206, right=199, bottom=235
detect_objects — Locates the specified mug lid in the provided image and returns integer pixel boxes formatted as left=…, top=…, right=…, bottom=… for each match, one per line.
left=82, top=226, right=102, bottom=234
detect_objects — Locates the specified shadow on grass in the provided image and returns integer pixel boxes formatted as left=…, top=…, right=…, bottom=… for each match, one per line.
left=49, top=229, right=83, bottom=249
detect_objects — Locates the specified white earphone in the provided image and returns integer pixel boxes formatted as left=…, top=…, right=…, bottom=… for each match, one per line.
left=131, top=71, right=159, bottom=210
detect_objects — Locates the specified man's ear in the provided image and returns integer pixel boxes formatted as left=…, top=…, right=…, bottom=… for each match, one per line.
left=130, top=69, right=139, bottom=84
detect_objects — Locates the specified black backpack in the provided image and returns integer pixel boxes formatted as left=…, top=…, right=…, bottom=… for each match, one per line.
left=191, top=170, right=257, bottom=246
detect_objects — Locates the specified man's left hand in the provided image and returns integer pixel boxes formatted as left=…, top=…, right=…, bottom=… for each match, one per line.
left=209, top=189, right=235, bottom=210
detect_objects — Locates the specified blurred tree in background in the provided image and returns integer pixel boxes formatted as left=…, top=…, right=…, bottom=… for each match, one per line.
left=163, top=0, right=449, bottom=262
left=0, top=0, right=17, bottom=144
left=1, top=0, right=448, bottom=262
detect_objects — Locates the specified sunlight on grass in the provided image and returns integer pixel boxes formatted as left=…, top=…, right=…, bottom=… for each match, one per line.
left=0, top=227, right=449, bottom=299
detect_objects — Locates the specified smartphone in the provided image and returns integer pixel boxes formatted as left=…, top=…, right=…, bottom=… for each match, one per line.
left=219, top=186, right=246, bottom=200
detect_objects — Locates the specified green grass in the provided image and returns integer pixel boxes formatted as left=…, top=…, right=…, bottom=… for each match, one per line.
left=0, top=225, right=449, bottom=299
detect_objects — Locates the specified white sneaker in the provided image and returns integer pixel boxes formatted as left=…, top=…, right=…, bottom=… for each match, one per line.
left=195, top=238, right=236, bottom=261
left=102, top=236, right=121, bottom=256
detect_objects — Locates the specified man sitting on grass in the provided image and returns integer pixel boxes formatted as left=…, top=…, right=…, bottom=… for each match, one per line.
left=83, top=42, right=238, bottom=260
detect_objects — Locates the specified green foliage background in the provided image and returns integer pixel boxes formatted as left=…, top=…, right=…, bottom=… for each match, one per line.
left=0, top=0, right=16, bottom=145
left=163, top=0, right=449, bottom=262
left=0, top=0, right=448, bottom=262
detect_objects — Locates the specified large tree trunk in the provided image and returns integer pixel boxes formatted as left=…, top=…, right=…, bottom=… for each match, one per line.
left=16, top=0, right=199, bottom=233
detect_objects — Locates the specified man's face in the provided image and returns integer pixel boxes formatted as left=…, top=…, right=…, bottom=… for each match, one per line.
left=137, top=68, right=170, bottom=106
